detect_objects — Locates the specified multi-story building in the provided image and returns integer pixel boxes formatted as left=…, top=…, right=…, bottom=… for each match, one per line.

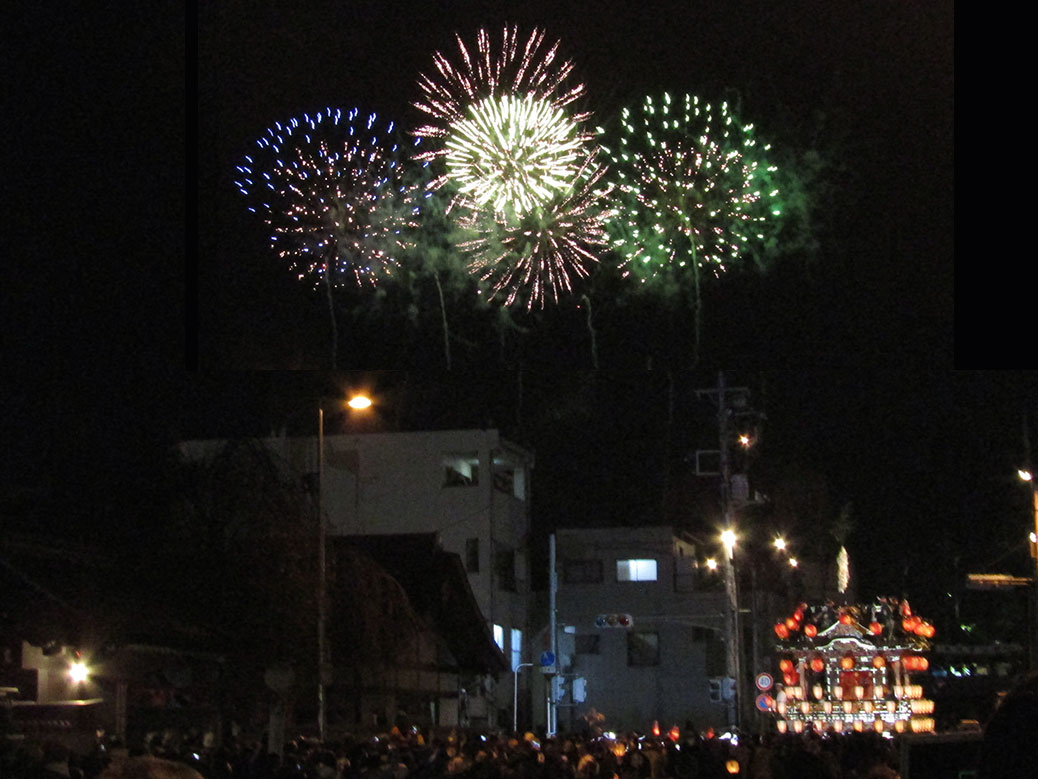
left=182, top=428, right=535, bottom=730
left=552, top=525, right=729, bottom=734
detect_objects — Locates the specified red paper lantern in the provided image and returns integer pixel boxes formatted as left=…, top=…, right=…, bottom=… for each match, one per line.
left=902, top=616, right=920, bottom=633
left=810, top=656, right=825, bottom=673
left=903, top=656, right=917, bottom=671
left=785, top=617, right=799, bottom=631
left=839, top=613, right=853, bottom=625
left=804, top=624, right=818, bottom=638
left=779, top=658, right=794, bottom=673
left=873, top=655, right=886, bottom=668
left=869, top=621, right=883, bottom=635
left=775, top=623, right=790, bottom=639
left=916, top=657, right=929, bottom=671
left=840, top=654, right=855, bottom=670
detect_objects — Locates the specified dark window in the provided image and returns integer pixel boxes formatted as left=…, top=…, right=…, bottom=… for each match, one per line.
left=627, top=631, right=660, bottom=666
left=563, top=559, right=603, bottom=584
left=465, top=538, right=480, bottom=573
left=691, top=627, right=713, bottom=642
left=575, top=634, right=600, bottom=655
left=495, top=548, right=516, bottom=592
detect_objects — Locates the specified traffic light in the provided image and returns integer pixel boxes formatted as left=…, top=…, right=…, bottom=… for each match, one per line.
left=572, top=677, right=587, bottom=702
left=595, top=613, right=633, bottom=628
left=722, top=677, right=736, bottom=701
left=709, top=678, right=722, bottom=702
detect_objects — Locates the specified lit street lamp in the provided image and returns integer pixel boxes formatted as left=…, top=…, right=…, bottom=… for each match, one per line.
left=317, top=394, right=372, bottom=742
left=1018, top=469, right=1038, bottom=670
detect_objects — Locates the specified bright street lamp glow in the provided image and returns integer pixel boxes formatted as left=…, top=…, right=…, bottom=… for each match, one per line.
left=68, top=661, right=89, bottom=684
left=788, top=557, right=799, bottom=568
left=738, top=434, right=751, bottom=447
left=1019, top=469, right=1034, bottom=482
left=706, top=558, right=718, bottom=571
left=721, top=529, right=736, bottom=558
left=347, top=395, right=373, bottom=410
left=773, top=536, right=787, bottom=551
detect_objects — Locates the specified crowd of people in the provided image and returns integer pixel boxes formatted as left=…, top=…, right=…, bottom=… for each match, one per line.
left=1, top=726, right=911, bottom=779
left=7, top=670, right=1038, bottom=779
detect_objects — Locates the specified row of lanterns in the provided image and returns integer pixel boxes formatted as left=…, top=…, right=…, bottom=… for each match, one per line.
left=783, top=683, right=924, bottom=702
left=775, top=717, right=935, bottom=735
left=778, top=651, right=928, bottom=680
left=774, top=602, right=936, bottom=642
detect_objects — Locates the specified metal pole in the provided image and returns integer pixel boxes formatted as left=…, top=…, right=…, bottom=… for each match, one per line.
left=717, top=372, right=741, bottom=732
left=513, top=662, right=533, bottom=733
left=548, top=533, right=558, bottom=736
left=318, top=405, right=327, bottom=742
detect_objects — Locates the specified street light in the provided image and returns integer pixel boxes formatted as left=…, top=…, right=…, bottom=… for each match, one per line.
left=317, top=394, right=372, bottom=742
left=1018, top=468, right=1038, bottom=670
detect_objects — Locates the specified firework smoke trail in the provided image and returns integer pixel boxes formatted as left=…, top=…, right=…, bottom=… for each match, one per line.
left=235, top=107, right=427, bottom=291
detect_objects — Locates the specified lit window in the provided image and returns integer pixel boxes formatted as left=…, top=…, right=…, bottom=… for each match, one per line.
left=493, top=624, right=504, bottom=650
left=617, top=559, right=657, bottom=582
left=443, top=452, right=479, bottom=487
left=511, top=628, right=522, bottom=670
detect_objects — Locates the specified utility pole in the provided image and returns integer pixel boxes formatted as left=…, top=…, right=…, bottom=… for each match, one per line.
left=696, top=373, right=754, bottom=732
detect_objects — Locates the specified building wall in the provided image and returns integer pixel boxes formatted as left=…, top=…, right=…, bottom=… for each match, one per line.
left=181, top=429, right=534, bottom=729
left=554, top=527, right=729, bottom=733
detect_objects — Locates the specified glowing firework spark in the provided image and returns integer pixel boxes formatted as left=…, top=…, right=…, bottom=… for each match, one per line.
left=235, top=107, right=427, bottom=288
left=602, top=92, right=781, bottom=283
left=414, top=26, right=591, bottom=216
left=457, top=158, right=614, bottom=311
left=445, top=93, right=587, bottom=219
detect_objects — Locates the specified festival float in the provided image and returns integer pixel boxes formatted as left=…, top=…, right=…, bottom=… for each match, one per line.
left=770, top=596, right=936, bottom=735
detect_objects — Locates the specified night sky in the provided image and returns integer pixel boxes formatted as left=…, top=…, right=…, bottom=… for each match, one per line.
left=9, top=3, right=1022, bottom=645
left=197, top=0, right=953, bottom=371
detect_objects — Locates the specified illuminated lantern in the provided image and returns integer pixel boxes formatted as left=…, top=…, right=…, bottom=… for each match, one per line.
left=916, top=657, right=929, bottom=671
left=887, top=701, right=897, bottom=714
left=902, top=616, right=920, bottom=633
left=775, top=623, right=789, bottom=639
left=862, top=701, right=873, bottom=713
left=800, top=701, right=811, bottom=715
left=893, top=685, right=904, bottom=699
left=902, top=656, right=914, bottom=671
left=874, top=719, right=884, bottom=733
left=725, top=759, right=740, bottom=775
left=804, top=623, right=818, bottom=638
left=779, top=658, right=794, bottom=673
left=854, top=685, right=865, bottom=700
left=869, top=621, right=883, bottom=636
left=776, top=720, right=788, bottom=734
left=840, top=654, right=855, bottom=670
left=873, top=655, right=886, bottom=668
left=652, top=721, right=660, bottom=737
left=919, top=623, right=936, bottom=639
left=794, top=606, right=805, bottom=622
left=785, top=617, right=799, bottom=631
left=839, top=613, right=853, bottom=625
left=894, top=720, right=906, bottom=733
left=853, top=720, right=864, bottom=732
left=812, top=684, right=824, bottom=700
left=832, top=685, right=843, bottom=700
left=833, top=720, right=844, bottom=733
left=875, top=684, right=885, bottom=698
left=810, top=656, right=825, bottom=673
left=793, top=720, right=804, bottom=734
left=668, top=726, right=680, bottom=742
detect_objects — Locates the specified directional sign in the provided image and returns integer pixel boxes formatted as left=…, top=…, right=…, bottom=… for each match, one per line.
left=755, top=672, right=774, bottom=691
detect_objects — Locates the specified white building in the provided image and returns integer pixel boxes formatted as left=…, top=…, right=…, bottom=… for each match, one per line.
left=180, top=428, right=534, bottom=730
left=552, top=526, right=729, bottom=734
